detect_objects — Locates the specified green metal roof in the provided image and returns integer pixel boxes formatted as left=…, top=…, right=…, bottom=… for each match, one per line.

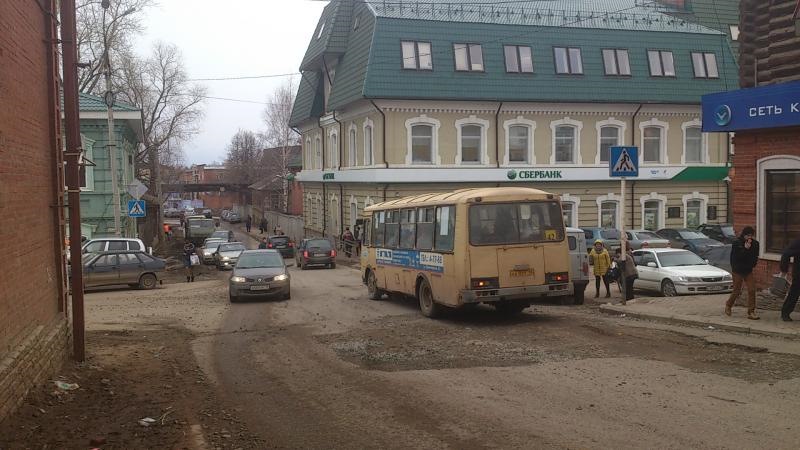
left=78, top=92, right=140, bottom=112
left=300, top=0, right=355, bottom=71
left=289, top=71, right=325, bottom=127
left=657, top=0, right=740, bottom=54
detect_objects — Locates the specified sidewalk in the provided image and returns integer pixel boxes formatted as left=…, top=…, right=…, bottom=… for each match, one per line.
left=599, top=294, right=800, bottom=339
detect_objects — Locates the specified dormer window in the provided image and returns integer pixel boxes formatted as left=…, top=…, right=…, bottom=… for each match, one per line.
left=401, top=41, right=433, bottom=70
left=454, top=43, right=484, bottom=72
left=691, top=52, right=719, bottom=78
left=602, top=49, right=631, bottom=76
left=317, top=21, right=326, bottom=39
left=553, top=47, right=583, bottom=75
left=648, top=50, right=675, bottom=77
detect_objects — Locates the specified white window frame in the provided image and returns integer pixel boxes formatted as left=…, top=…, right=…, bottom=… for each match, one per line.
left=681, top=191, right=709, bottom=228
left=595, top=117, right=626, bottom=166
left=315, top=135, right=322, bottom=170
left=455, top=116, right=490, bottom=165
left=404, top=114, right=441, bottom=165
left=348, top=123, right=358, bottom=167
left=502, top=116, right=536, bottom=166
left=330, top=193, right=340, bottom=236
left=81, top=135, right=96, bottom=191
left=401, top=41, right=433, bottom=71
left=639, top=118, right=669, bottom=165
left=363, top=117, right=375, bottom=166
left=304, top=137, right=312, bottom=170
left=561, top=193, right=581, bottom=228
left=757, top=156, right=800, bottom=261
left=640, top=192, right=668, bottom=231
left=596, top=193, right=621, bottom=228
left=681, top=118, right=707, bottom=164
left=550, top=117, right=583, bottom=165
left=349, top=194, right=359, bottom=228
left=328, top=128, right=339, bottom=169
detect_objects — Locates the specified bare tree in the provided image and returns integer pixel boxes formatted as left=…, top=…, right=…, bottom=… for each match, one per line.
left=76, top=0, right=154, bottom=94
left=225, top=129, right=264, bottom=184
left=262, top=79, right=301, bottom=212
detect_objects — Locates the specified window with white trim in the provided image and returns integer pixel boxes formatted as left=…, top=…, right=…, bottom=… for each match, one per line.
left=684, top=126, right=703, bottom=163
left=729, top=25, right=739, bottom=41
left=411, top=124, right=434, bottom=164
left=642, top=126, right=663, bottom=163
left=460, top=124, right=482, bottom=163
left=348, top=127, right=357, bottom=167
left=554, top=125, right=576, bottom=163
left=401, top=41, right=433, bottom=70
left=600, top=201, right=618, bottom=228
left=562, top=202, right=576, bottom=228
left=643, top=200, right=661, bottom=231
left=508, top=125, right=530, bottom=163
left=599, top=126, right=620, bottom=163
left=554, top=47, right=583, bottom=74
left=315, top=136, right=322, bottom=169
left=686, top=200, right=703, bottom=228
left=691, top=52, right=719, bottom=78
left=80, top=135, right=95, bottom=191
left=504, top=45, right=534, bottom=73
left=364, top=123, right=374, bottom=166
left=329, top=133, right=338, bottom=168
left=602, top=49, right=631, bottom=76
left=648, top=50, right=675, bottom=77
left=454, top=43, right=483, bottom=71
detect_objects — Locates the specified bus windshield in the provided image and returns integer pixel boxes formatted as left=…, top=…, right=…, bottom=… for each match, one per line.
left=469, top=201, right=564, bottom=245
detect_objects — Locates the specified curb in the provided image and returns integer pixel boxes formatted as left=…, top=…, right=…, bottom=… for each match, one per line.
left=598, top=305, right=800, bottom=340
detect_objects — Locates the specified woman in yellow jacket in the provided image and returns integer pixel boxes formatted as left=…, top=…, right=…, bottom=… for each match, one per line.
left=589, top=240, right=612, bottom=298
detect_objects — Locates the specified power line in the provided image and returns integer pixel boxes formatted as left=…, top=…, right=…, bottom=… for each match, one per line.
left=187, top=72, right=300, bottom=81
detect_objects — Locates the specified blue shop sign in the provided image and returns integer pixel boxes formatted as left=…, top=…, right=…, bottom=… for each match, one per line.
left=701, top=80, right=800, bottom=132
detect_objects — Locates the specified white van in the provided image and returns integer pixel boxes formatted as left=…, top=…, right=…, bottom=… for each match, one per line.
left=566, top=227, right=592, bottom=304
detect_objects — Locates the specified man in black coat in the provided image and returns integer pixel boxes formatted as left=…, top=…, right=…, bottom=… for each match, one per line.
left=725, top=226, right=760, bottom=320
left=779, top=238, right=800, bottom=321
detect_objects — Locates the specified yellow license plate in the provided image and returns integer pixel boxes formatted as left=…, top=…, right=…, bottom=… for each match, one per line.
left=510, top=269, right=533, bottom=277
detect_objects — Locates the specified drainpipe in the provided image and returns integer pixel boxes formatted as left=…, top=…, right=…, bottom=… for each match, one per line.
left=332, top=110, right=343, bottom=170
left=726, top=133, right=732, bottom=223
left=630, top=104, right=643, bottom=230
left=383, top=184, right=389, bottom=202
left=495, top=102, right=503, bottom=168
left=369, top=99, right=388, bottom=168
left=340, top=184, right=345, bottom=239
left=319, top=118, right=327, bottom=237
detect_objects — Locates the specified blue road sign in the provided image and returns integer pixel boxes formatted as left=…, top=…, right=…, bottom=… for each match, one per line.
left=127, top=200, right=146, bottom=218
left=609, top=146, right=639, bottom=178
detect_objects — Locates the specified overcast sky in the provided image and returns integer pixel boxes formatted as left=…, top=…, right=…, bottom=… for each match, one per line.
left=138, top=0, right=326, bottom=165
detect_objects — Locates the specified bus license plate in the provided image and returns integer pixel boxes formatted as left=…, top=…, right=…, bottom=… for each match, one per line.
left=510, top=269, right=533, bottom=277
left=250, top=285, right=270, bottom=291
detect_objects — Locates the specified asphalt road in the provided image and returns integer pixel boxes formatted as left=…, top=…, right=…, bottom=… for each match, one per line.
left=198, top=225, right=800, bottom=449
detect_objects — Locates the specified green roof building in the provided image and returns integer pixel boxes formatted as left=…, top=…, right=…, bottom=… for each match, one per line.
left=291, top=0, right=739, bottom=238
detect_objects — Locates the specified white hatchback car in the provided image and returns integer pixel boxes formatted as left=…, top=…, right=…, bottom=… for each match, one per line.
left=633, top=248, right=733, bottom=297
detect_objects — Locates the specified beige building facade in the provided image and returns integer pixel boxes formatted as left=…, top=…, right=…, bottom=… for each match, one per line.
left=297, top=100, right=729, bottom=237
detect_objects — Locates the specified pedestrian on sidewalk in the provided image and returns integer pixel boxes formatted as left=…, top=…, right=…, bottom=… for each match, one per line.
left=258, top=237, right=268, bottom=249
left=779, top=238, right=800, bottom=321
left=260, top=217, right=268, bottom=234
left=621, top=246, right=638, bottom=305
left=725, top=226, right=760, bottom=320
left=589, top=240, right=611, bottom=298
left=245, top=215, right=252, bottom=233
left=183, top=240, right=196, bottom=283
left=342, top=227, right=355, bottom=258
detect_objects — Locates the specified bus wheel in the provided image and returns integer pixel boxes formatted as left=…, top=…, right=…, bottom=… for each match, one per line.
left=494, top=301, right=527, bottom=315
left=367, top=270, right=384, bottom=301
left=418, top=279, right=442, bottom=318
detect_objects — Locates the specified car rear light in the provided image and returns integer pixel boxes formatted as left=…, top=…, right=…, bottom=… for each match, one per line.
left=642, top=241, right=650, bottom=248
left=303, top=250, right=309, bottom=258
left=666, top=242, right=672, bottom=248
left=546, top=272, right=569, bottom=284
left=330, top=249, right=337, bottom=257
left=268, top=243, right=273, bottom=248
left=471, top=277, right=499, bottom=289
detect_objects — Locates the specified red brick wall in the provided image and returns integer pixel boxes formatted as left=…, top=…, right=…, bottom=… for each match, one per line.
left=0, top=0, right=69, bottom=422
left=732, top=127, right=800, bottom=287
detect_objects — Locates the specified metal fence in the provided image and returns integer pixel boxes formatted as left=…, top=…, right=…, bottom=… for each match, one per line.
left=253, top=208, right=306, bottom=243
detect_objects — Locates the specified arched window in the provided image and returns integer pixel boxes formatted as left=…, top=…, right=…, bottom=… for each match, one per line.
left=405, top=115, right=441, bottom=165
left=329, top=132, right=339, bottom=168
left=551, top=118, right=583, bottom=164
left=682, top=119, right=705, bottom=164
left=348, top=126, right=357, bottom=167
left=640, top=193, right=667, bottom=231
left=363, top=120, right=374, bottom=166
left=640, top=118, right=669, bottom=164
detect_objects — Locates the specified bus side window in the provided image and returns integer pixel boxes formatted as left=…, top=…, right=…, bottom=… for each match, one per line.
left=400, top=209, right=416, bottom=249
left=373, top=211, right=385, bottom=247
left=385, top=210, right=400, bottom=249
left=434, top=206, right=455, bottom=252
left=416, top=207, right=434, bottom=250
left=362, top=219, right=372, bottom=247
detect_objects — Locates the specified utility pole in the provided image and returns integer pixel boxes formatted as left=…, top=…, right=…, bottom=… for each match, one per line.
left=61, top=0, right=86, bottom=362
left=102, top=1, right=122, bottom=236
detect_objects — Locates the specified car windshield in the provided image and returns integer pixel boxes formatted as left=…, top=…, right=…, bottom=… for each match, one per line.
left=219, top=243, right=245, bottom=252
left=657, top=251, right=707, bottom=267
left=600, top=229, right=620, bottom=239
left=678, top=230, right=708, bottom=240
left=205, top=241, right=223, bottom=250
left=306, top=240, right=332, bottom=250
left=636, top=231, right=660, bottom=240
left=237, top=252, right=285, bottom=268
left=211, top=231, right=228, bottom=238
left=469, top=201, right=564, bottom=245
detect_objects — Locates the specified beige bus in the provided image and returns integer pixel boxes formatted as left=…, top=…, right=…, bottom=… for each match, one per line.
left=360, top=187, right=570, bottom=317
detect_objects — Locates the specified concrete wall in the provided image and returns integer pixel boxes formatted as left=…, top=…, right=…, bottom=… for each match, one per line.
left=0, top=0, right=70, bottom=423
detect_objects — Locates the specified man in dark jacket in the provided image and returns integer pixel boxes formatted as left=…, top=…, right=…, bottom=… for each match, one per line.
left=725, top=226, right=760, bottom=320
left=779, top=238, right=800, bottom=321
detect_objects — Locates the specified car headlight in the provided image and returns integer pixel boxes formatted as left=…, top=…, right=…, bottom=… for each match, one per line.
left=222, top=256, right=230, bottom=261
left=723, top=274, right=732, bottom=281
left=274, top=274, right=288, bottom=281
left=230, top=276, right=246, bottom=283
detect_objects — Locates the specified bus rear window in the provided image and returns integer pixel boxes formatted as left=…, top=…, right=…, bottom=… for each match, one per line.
left=189, top=219, right=214, bottom=228
left=469, top=201, right=564, bottom=245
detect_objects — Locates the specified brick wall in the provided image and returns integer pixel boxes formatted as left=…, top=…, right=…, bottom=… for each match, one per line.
left=0, top=0, right=70, bottom=423
left=732, top=127, right=800, bottom=288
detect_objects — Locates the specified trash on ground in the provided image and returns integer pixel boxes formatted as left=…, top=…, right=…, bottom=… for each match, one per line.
left=138, top=417, right=157, bottom=427
left=54, top=381, right=79, bottom=391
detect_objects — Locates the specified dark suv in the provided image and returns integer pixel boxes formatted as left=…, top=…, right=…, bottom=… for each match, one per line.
left=296, top=238, right=336, bottom=270
left=266, top=235, right=295, bottom=258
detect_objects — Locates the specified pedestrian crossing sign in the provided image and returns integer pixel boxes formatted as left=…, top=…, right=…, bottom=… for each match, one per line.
left=127, top=200, right=146, bottom=218
left=609, top=146, right=639, bottom=178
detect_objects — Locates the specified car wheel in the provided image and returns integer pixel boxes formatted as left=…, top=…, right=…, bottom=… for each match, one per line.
left=283, top=290, right=291, bottom=300
left=661, top=279, right=678, bottom=297
left=229, top=293, right=238, bottom=303
left=329, top=262, right=336, bottom=269
left=367, top=270, right=384, bottom=301
left=138, top=273, right=157, bottom=290
left=417, top=278, right=443, bottom=318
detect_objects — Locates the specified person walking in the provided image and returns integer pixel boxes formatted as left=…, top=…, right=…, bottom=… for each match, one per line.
left=260, top=217, right=268, bottom=234
left=725, top=226, right=760, bottom=320
left=245, top=215, right=252, bottom=233
left=779, top=238, right=800, bottom=321
left=342, top=227, right=355, bottom=258
left=621, top=246, right=638, bottom=305
left=183, top=240, right=196, bottom=283
left=589, top=240, right=612, bottom=298
left=163, top=223, right=172, bottom=241
left=258, top=237, right=268, bottom=249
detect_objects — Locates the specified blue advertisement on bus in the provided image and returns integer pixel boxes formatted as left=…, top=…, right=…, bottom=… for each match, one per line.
left=376, top=248, right=445, bottom=273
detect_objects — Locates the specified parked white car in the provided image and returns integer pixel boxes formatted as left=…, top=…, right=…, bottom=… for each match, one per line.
left=633, top=248, right=733, bottom=297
